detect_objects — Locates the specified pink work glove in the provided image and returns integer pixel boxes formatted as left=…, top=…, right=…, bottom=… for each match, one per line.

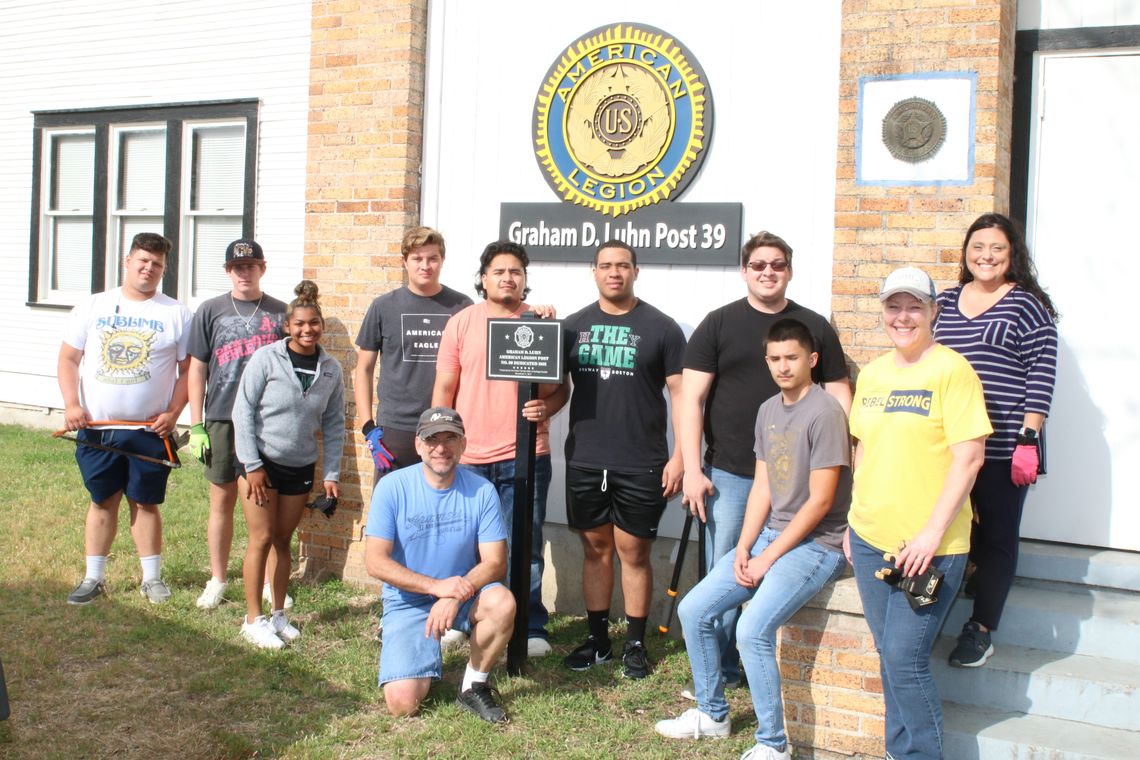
left=1011, top=444, right=1039, bottom=486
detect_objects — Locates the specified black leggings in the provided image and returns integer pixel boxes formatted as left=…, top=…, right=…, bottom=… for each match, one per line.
left=967, top=458, right=1030, bottom=630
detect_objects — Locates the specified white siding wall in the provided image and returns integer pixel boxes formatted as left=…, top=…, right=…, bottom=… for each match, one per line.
left=421, top=1, right=843, bottom=535
left=0, top=0, right=311, bottom=409
left=1019, top=0, right=1140, bottom=29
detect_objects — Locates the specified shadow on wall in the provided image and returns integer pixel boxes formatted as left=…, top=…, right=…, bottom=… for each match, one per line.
left=297, top=315, right=360, bottom=584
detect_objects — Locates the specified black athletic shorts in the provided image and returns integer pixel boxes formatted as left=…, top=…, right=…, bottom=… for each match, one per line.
left=240, top=454, right=316, bottom=497
left=565, top=465, right=666, bottom=539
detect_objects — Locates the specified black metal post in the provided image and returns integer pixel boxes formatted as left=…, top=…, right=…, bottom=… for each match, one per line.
left=506, top=379, right=539, bottom=676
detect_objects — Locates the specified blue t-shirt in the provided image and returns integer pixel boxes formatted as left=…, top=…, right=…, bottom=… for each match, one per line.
left=364, top=465, right=506, bottom=607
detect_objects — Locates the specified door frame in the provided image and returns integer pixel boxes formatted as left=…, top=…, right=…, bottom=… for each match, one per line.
left=1011, top=24, right=1140, bottom=226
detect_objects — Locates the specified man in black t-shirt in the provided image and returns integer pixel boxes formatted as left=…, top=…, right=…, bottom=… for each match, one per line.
left=677, top=230, right=851, bottom=691
left=560, top=240, right=687, bottom=679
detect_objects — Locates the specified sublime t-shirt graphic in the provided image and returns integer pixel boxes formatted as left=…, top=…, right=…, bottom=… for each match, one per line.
left=64, top=288, right=192, bottom=423
left=563, top=300, right=686, bottom=472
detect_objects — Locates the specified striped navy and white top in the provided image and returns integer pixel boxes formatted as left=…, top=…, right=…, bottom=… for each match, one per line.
left=934, top=285, right=1058, bottom=460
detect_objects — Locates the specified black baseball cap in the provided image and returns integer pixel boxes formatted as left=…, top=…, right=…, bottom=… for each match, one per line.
left=416, top=407, right=465, bottom=438
left=225, top=239, right=265, bottom=268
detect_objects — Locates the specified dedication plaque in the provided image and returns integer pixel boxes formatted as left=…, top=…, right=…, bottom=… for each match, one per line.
left=486, top=318, right=563, bottom=383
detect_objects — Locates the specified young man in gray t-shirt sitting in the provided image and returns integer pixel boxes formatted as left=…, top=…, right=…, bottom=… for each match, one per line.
left=656, top=319, right=851, bottom=760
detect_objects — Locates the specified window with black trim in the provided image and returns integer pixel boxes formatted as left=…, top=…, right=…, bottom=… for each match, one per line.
left=29, top=100, right=258, bottom=307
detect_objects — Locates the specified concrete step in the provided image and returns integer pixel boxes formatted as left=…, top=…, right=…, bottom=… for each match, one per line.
left=932, top=639, right=1140, bottom=732
left=944, top=583, right=1140, bottom=663
left=1017, top=541, right=1140, bottom=593
left=943, top=702, right=1140, bottom=759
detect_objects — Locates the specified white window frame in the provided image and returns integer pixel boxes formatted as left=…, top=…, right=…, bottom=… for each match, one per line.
left=38, top=128, right=97, bottom=304
left=181, top=119, right=248, bottom=307
left=29, top=100, right=258, bottom=308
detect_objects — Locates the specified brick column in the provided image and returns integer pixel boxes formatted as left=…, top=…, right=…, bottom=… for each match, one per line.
left=299, top=0, right=429, bottom=586
left=832, top=0, right=1016, bottom=367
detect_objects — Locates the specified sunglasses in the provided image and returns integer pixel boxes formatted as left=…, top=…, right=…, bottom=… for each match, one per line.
left=746, top=260, right=789, bottom=272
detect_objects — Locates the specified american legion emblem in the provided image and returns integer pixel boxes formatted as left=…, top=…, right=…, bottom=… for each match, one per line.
left=533, top=23, right=712, bottom=217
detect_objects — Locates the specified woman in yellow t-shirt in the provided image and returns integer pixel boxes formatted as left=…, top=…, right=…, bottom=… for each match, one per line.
left=844, top=267, right=991, bottom=760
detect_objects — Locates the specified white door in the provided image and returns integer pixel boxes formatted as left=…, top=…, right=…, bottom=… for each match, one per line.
left=1024, top=50, right=1140, bottom=551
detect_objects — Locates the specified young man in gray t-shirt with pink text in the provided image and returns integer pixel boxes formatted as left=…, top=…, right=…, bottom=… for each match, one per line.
left=656, top=318, right=851, bottom=760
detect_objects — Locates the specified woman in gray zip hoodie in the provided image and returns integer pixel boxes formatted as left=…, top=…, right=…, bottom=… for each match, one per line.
left=232, top=280, right=345, bottom=649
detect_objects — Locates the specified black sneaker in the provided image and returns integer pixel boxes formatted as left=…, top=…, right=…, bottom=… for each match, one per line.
left=949, top=621, right=994, bottom=667
left=67, top=577, right=106, bottom=605
left=456, top=682, right=508, bottom=724
left=563, top=635, right=613, bottom=671
left=621, top=640, right=651, bottom=679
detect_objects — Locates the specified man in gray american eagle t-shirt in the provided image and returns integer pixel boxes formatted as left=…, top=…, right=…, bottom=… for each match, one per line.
left=354, top=227, right=472, bottom=481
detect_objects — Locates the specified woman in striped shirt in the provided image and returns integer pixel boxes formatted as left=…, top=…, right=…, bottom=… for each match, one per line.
left=934, top=213, right=1059, bottom=669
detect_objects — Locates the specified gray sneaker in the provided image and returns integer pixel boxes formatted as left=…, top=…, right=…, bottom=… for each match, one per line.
left=140, top=579, right=172, bottom=604
left=67, top=577, right=106, bottom=605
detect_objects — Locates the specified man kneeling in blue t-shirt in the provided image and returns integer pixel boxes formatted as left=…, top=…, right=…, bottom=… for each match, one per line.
left=364, top=407, right=515, bottom=723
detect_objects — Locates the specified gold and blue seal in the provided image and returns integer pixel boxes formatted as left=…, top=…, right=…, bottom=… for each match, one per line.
left=534, top=23, right=713, bottom=217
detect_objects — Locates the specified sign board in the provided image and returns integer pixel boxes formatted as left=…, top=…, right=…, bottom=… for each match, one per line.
left=486, top=318, right=563, bottom=383
left=500, top=202, right=742, bottom=265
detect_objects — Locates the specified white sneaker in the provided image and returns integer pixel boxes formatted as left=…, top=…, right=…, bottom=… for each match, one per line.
left=263, top=582, right=294, bottom=610
left=654, top=708, right=731, bottom=739
left=527, top=637, right=552, bottom=657
left=270, top=612, right=301, bottom=643
left=440, top=628, right=468, bottom=652
left=196, top=578, right=228, bottom=609
left=241, top=615, right=284, bottom=649
left=740, top=743, right=792, bottom=760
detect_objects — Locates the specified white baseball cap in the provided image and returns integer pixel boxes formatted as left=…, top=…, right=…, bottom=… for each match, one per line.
left=880, top=267, right=936, bottom=302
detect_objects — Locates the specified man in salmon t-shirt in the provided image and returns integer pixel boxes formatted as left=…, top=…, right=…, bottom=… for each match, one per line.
left=432, top=240, right=564, bottom=657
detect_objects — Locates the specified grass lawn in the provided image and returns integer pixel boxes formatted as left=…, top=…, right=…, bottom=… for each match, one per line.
left=0, top=424, right=763, bottom=759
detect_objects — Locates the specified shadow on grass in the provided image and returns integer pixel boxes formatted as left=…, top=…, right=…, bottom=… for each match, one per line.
left=0, top=579, right=377, bottom=760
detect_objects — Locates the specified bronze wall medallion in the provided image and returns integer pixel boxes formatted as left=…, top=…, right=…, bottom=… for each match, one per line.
left=882, top=97, right=947, bottom=163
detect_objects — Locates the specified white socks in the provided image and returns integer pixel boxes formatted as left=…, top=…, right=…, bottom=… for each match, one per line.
left=462, top=663, right=489, bottom=692
left=85, top=555, right=107, bottom=582
left=139, top=554, right=161, bottom=583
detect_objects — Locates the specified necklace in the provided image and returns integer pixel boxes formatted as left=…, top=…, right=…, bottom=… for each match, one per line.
left=231, top=294, right=263, bottom=332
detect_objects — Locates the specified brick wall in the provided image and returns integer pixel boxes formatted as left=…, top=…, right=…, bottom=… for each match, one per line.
left=832, top=0, right=1016, bottom=367
left=299, top=0, right=428, bottom=587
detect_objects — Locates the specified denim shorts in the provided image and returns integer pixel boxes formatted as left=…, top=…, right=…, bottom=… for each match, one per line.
left=75, top=428, right=172, bottom=504
left=378, top=582, right=501, bottom=686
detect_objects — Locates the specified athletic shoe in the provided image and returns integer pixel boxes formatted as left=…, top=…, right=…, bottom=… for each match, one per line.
left=263, top=582, right=294, bottom=610
left=527, top=637, right=552, bottom=658
left=241, top=615, right=285, bottom=649
left=270, top=612, right=301, bottom=643
left=949, top=621, right=994, bottom=667
left=562, top=636, right=613, bottom=671
left=441, top=628, right=468, bottom=652
left=67, top=577, right=106, bottom=605
left=681, top=675, right=742, bottom=701
left=196, top=579, right=228, bottom=609
left=456, top=681, right=508, bottom=723
left=740, top=742, right=792, bottom=760
left=621, top=640, right=651, bottom=679
left=654, top=707, right=731, bottom=739
left=140, top=579, right=172, bottom=604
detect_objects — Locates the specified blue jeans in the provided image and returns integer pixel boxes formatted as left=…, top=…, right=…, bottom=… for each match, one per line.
left=701, top=466, right=752, bottom=682
left=462, top=455, right=551, bottom=639
left=850, top=530, right=965, bottom=760
left=679, top=527, right=845, bottom=748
